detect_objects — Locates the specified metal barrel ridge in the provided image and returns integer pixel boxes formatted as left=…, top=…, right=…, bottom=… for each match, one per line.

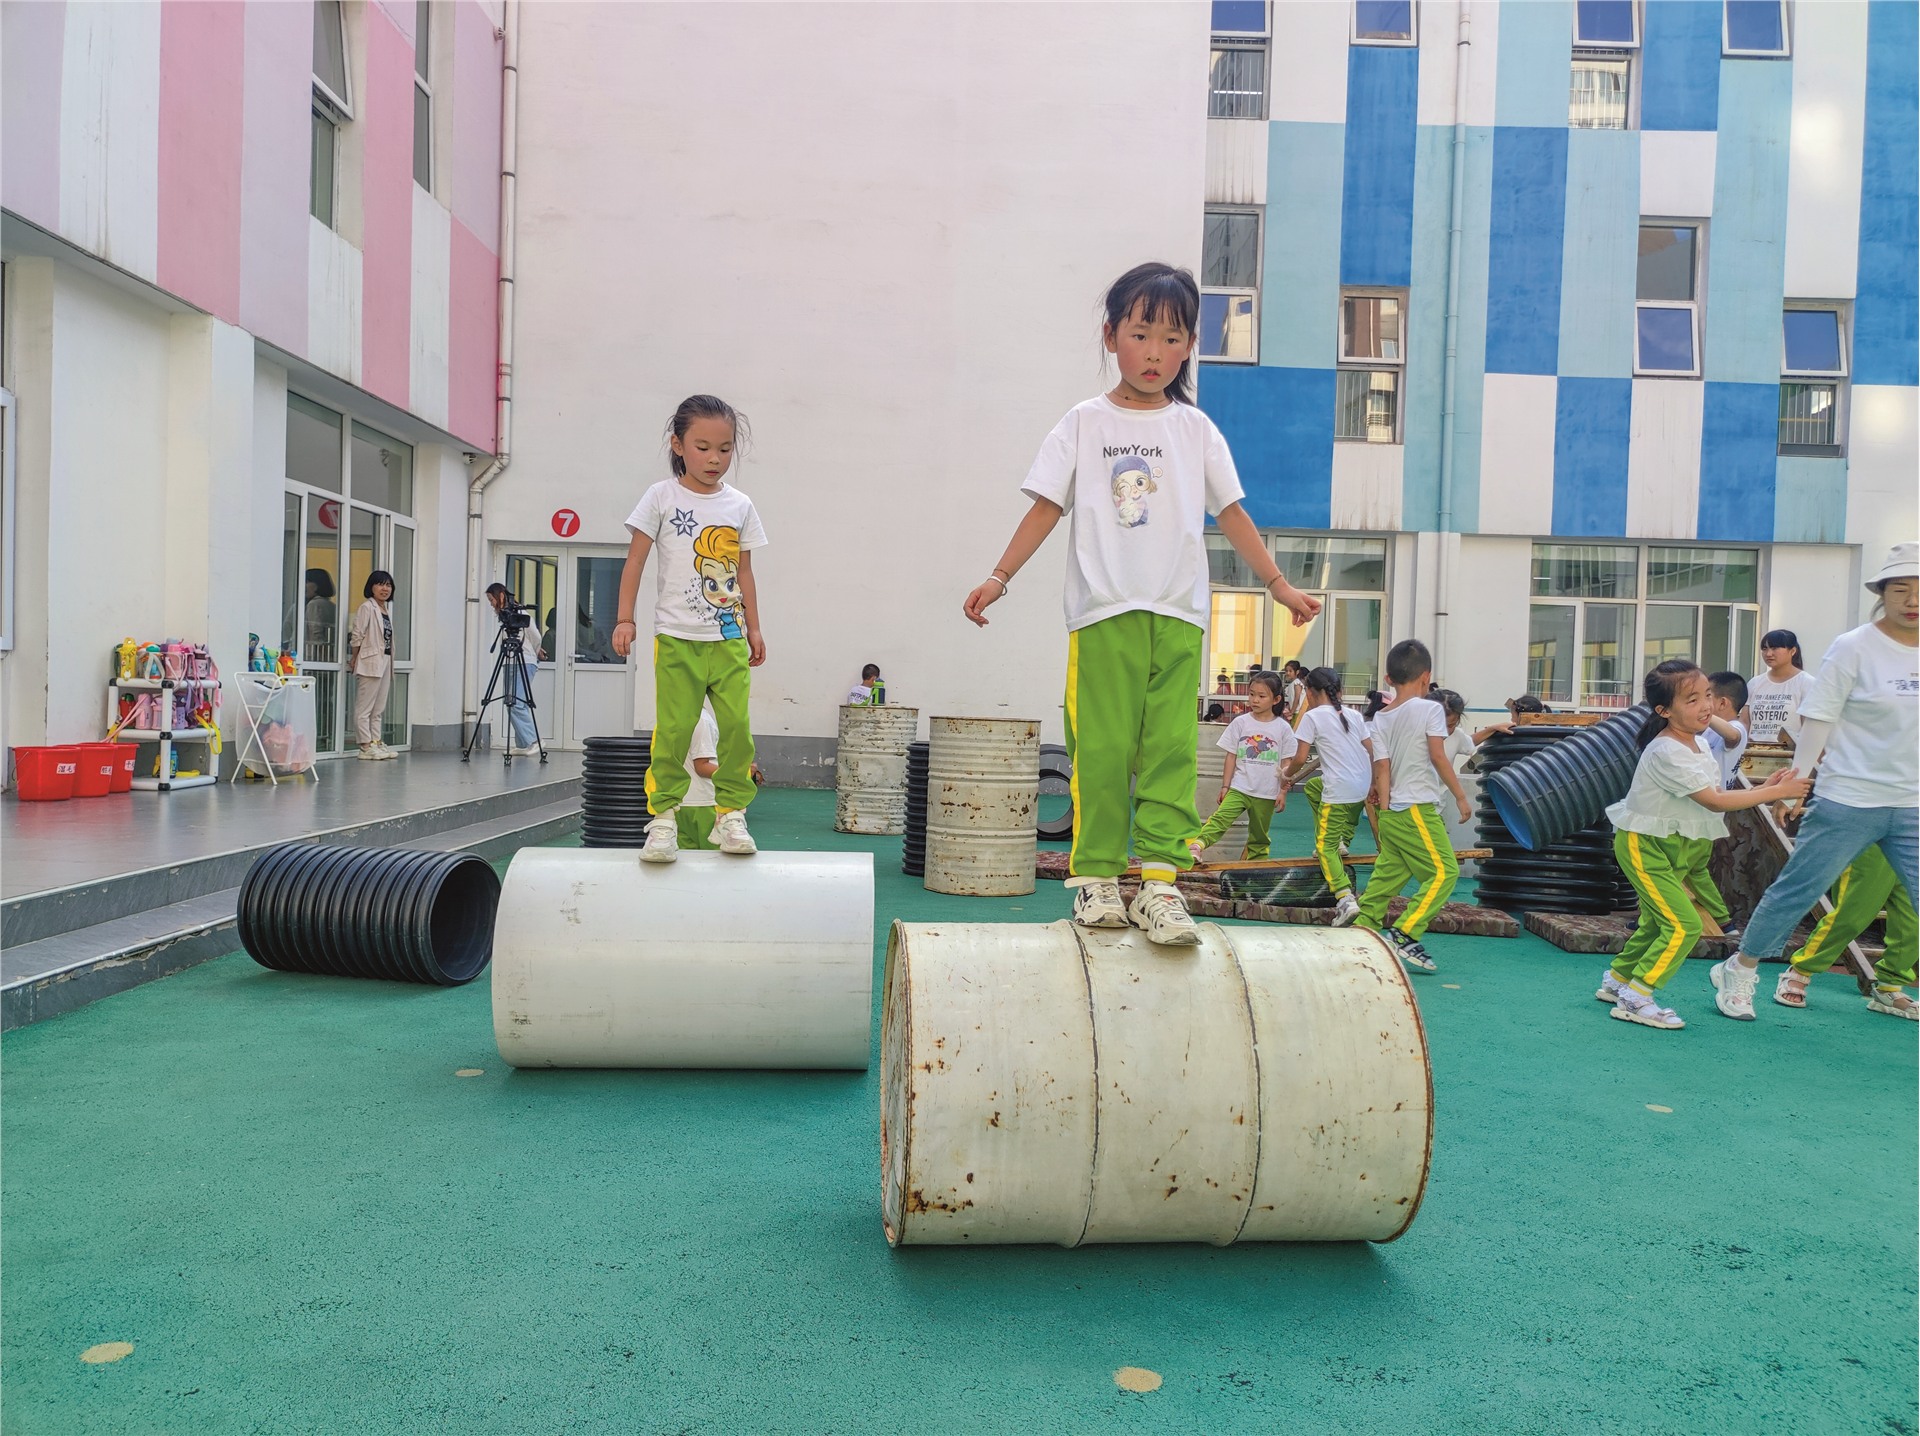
left=835, top=704, right=920, bottom=835
left=880, top=920, right=1432, bottom=1247
left=237, top=843, right=501, bottom=985
left=924, top=716, right=1040, bottom=897
left=1485, top=706, right=1650, bottom=850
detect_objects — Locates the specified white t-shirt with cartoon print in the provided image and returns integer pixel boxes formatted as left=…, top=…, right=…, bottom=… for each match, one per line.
left=1020, top=396, right=1245, bottom=633
left=1218, top=712, right=1297, bottom=801
left=625, top=480, right=768, bottom=643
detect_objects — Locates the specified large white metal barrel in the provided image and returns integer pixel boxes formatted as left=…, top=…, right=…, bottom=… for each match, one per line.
left=881, top=921, right=1431, bottom=1245
left=492, top=849, right=874, bottom=1069
left=923, top=716, right=1039, bottom=897
left=1194, top=720, right=1249, bottom=860
left=835, top=704, right=920, bottom=835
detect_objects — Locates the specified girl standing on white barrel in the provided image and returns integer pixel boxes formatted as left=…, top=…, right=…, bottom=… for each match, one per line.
left=963, top=262, right=1319, bottom=945
left=1711, top=544, right=1920, bottom=1021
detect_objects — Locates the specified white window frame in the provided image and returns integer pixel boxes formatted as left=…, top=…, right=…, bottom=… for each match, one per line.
left=1573, top=0, right=1640, bottom=48
left=1781, top=302, right=1847, bottom=380
left=1778, top=301, right=1848, bottom=455
left=413, top=1, right=434, bottom=192
left=1570, top=47, right=1636, bottom=130
left=1351, top=0, right=1419, bottom=47
left=1335, top=288, right=1406, bottom=444
left=1207, top=533, right=1391, bottom=699
left=312, top=0, right=351, bottom=230
left=1209, top=6, right=1270, bottom=124
left=1634, top=222, right=1703, bottom=379
left=1201, top=205, right=1263, bottom=365
left=312, top=0, right=352, bottom=118
left=1723, top=0, right=1791, bottom=58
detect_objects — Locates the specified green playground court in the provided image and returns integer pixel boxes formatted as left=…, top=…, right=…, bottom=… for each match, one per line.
left=3, top=789, right=1914, bottom=1435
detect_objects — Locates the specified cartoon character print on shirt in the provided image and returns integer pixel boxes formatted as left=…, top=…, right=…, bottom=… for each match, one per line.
left=1237, top=731, right=1284, bottom=767
left=1110, top=456, right=1161, bottom=529
left=683, top=525, right=745, bottom=639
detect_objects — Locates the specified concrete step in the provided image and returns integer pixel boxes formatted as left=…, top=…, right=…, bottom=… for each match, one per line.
left=3, top=770, right=580, bottom=949
left=1, top=797, right=580, bottom=1030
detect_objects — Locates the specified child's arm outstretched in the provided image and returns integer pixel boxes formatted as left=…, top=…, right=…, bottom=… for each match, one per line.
left=737, top=550, right=766, bottom=667
left=610, top=530, right=654, bottom=659
left=1425, top=735, right=1473, bottom=825
left=964, top=498, right=1063, bottom=626
left=1685, top=765, right=1810, bottom=812
left=1215, top=503, right=1322, bottom=627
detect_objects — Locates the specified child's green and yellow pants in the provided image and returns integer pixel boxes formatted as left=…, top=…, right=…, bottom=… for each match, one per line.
left=1357, top=803, right=1458, bottom=941
left=1611, top=830, right=1716, bottom=993
left=1789, top=845, right=1918, bottom=990
left=1192, top=789, right=1276, bottom=861
left=1303, top=776, right=1364, bottom=897
left=646, top=635, right=756, bottom=817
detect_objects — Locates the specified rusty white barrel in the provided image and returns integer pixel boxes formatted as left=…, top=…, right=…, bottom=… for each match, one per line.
left=923, top=716, right=1039, bottom=897
left=1194, top=720, right=1249, bottom=860
left=835, top=704, right=920, bottom=835
left=491, top=849, right=873, bottom=1069
left=881, top=921, right=1431, bottom=1245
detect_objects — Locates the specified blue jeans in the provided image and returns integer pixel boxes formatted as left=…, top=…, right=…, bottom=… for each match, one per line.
left=504, top=662, right=538, bottom=749
left=1741, top=799, right=1919, bottom=959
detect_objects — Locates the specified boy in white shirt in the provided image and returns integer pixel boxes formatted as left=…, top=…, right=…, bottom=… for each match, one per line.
left=845, top=663, right=885, bottom=706
left=674, top=703, right=722, bottom=850
left=1356, top=640, right=1473, bottom=973
left=1188, top=671, right=1296, bottom=861
left=1702, top=672, right=1750, bottom=787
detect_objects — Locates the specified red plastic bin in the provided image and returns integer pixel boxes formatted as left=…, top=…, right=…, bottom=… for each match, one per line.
left=109, top=746, right=137, bottom=793
left=74, top=743, right=119, bottom=798
left=12, top=746, right=82, bottom=801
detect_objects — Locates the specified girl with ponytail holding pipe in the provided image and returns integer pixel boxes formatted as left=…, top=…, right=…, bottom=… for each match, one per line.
left=1281, top=666, right=1374, bottom=927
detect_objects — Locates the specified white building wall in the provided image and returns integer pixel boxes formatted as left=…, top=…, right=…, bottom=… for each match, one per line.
left=1766, top=544, right=1859, bottom=670
left=503, top=1, right=1211, bottom=754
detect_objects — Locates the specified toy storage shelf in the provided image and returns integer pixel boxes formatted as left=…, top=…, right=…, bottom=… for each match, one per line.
left=108, top=678, right=221, bottom=792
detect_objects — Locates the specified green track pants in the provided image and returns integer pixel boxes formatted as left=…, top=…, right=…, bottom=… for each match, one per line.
left=1357, top=803, right=1458, bottom=941
left=1192, top=789, right=1276, bottom=860
left=1611, top=830, right=1713, bottom=993
left=675, top=807, right=719, bottom=851
left=1065, top=611, right=1202, bottom=878
left=646, top=636, right=756, bottom=816
left=1304, top=776, right=1364, bottom=897
left=1790, top=845, right=1918, bottom=989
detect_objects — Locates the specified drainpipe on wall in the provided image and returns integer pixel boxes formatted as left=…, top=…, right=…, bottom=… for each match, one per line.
left=1434, top=1, right=1471, bottom=674
left=463, top=0, right=520, bottom=741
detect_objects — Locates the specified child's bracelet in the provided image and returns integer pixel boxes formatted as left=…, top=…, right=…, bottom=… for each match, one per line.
left=986, top=574, right=1009, bottom=594
left=613, top=619, right=635, bottom=631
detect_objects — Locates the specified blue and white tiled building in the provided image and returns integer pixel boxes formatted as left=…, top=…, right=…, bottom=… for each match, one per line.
left=1193, top=0, right=1917, bottom=712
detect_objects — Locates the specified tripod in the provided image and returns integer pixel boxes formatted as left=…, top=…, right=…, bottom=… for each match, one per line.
left=464, top=623, right=548, bottom=765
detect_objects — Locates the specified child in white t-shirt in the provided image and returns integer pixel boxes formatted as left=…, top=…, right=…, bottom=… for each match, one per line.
left=845, top=663, right=885, bottom=706
left=962, top=263, right=1319, bottom=947
left=1742, top=629, right=1816, bottom=744
left=612, top=394, right=769, bottom=863
left=1702, top=672, right=1750, bottom=787
left=1280, top=665, right=1376, bottom=926
left=1188, top=671, right=1296, bottom=862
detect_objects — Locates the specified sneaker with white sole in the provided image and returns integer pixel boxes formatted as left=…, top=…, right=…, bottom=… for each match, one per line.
left=1866, top=987, right=1919, bottom=1020
left=1331, top=892, right=1361, bottom=927
left=1382, top=925, right=1436, bottom=972
left=1128, top=880, right=1201, bottom=946
left=1710, top=957, right=1758, bottom=1021
left=640, top=812, right=680, bottom=863
left=376, top=742, right=400, bottom=760
left=1611, top=988, right=1685, bottom=1029
left=357, top=744, right=380, bottom=761
left=1596, top=971, right=1626, bottom=1004
left=711, top=810, right=757, bottom=855
left=1070, top=880, right=1129, bottom=929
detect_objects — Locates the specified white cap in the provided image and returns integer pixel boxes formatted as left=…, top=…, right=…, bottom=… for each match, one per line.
left=1867, top=541, right=1919, bottom=590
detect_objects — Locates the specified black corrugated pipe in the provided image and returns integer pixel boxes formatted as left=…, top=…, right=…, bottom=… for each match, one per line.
left=1485, top=706, right=1650, bottom=850
left=902, top=741, right=931, bottom=876
left=238, top=844, right=500, bottom=984
left=1036, top=742, right=1073, bottom=842
left=582, top=734, right=653, bottom=849
left=1472, top=727, right=1629, bottom=916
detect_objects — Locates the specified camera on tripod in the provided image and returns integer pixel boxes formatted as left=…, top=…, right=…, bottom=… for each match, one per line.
left=495, top=596, right=533, bottom=635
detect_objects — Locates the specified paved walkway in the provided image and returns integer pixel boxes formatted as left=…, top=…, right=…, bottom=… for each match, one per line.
left=2, top=790, right=1913, bottom=1433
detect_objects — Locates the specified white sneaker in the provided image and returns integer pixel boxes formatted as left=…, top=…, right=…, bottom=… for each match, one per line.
left=1128, top=880, right=1201, bottom=947
left=1338, top=842, right=1350, bottom=857
left=375, top=742, right=399, bottom=760
left=1611, top=988, right=1685, bottom=1030
left=508, top=743, right=540, bottom=757
left=357, top=745, right=380, bottom=761
left=1596, top=971, right=1626, bottom=1004
left=1331, top=892, right=1361, bottom=927
left=711, top=810, right=757, bottom=855
left=1710, top=957, right=1758, bottom=1021
left=640, top=812, right=680, bottom=863
left=1070, top=879, right=1129, bottom=929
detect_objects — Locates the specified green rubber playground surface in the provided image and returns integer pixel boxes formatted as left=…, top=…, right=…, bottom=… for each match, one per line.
left=4, top=789, right=1914, bottom=1434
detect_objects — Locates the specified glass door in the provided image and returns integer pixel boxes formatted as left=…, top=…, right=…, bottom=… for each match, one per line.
left=566, top=552, right=633, bottom=746
left=302, top=493, right=345, bottom=754
left=502, top=551, right=560, bottom=749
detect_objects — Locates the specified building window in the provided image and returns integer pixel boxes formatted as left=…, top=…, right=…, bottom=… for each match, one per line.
left=1209, top=2, right=1269, bottom=119
left=1779, top=305, right=1845, bottom=453
left=1570, top=50, right=1632, bottom=128
left=1635, top=224, right=1701, bottom=377
left=1353, top=0, right=1417, bottom=45
left=1574, top=0, right=1639, bottom=46
left=311, top=0, right=351, bottom=227
left=1724, top=0, right=1789, bottom=56
left=1335, top=292, right=1404, bottom=443
left=413, top=1, right=433, bottom=191
left=1529, top=543, right=1760, bottom=709
left=1201, top=208, right=1262, bottom=363
left=1207, top=534, right=1389, bottom=697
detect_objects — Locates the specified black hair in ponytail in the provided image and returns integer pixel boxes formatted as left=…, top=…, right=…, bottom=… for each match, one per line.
left=664, top=394, right=749, bottom=476
left=1304, top=665, right=1350, bottom=731
left=1760, top=629, right=1803, bottom=672
left=1363, top=689, right=1390, bottom=721
left=1637, top=659, right=1704, bottom=750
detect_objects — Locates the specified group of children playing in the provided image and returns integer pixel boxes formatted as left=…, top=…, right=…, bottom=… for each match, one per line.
left=608, top=258, right=1916, bottom=1019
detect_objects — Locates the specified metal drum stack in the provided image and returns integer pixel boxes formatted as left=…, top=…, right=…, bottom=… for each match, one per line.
left=581, top=734, right=653, bottom=849
left=901, top=741, right=931, bottom=877
left=1473, top=726, right=1632, bottom=915
left=923, top=716, right=1039, bottom=897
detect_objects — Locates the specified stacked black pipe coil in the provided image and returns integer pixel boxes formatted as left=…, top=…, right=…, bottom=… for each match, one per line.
left=582, top=734, right=653, bottom=848
left=1474, top=728, right=1634, bottom=915
left=1486, top=705, right=1650, bottom=850
left=1036, top=742, right=1073, bottom=842
left=237, top=842, right=500, bottom=985
left=901, top=740, right=931, bottom=876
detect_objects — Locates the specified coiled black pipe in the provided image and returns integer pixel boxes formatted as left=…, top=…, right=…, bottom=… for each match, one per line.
left=902, top=740, right=930, bottom=876
left=582, top=734, right=653, bottom=849
left=1037, top=742, right=1073, bottom=842
left=237, top=843, right=500, bottom=984
left=1485, top=705, right=1650, bottom=850
left=1472, top=727, right=1630, bottom=916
